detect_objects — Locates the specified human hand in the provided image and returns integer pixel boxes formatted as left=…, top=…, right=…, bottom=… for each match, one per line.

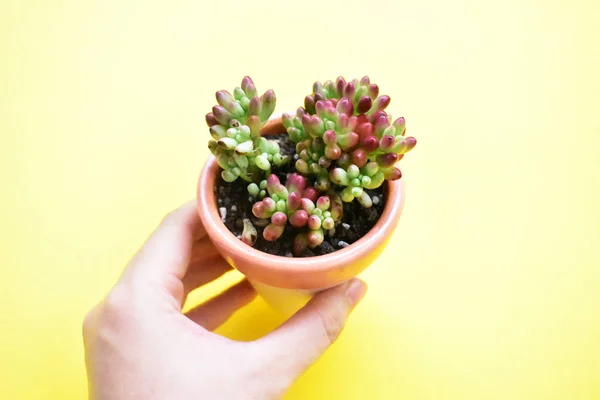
left=82, top=201, right=367, bottom=400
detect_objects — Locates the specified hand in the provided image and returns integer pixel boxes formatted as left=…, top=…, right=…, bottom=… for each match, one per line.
left=82, top=201, right=367, bottom=400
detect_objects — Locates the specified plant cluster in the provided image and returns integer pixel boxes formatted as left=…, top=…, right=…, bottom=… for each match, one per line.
left=206, top=77, right=288, bottom=182
left=206, top=76, right=417, bottom=255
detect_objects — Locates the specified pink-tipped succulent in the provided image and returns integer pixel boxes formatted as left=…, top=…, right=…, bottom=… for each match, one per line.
left=282, top=77, right=416, bottom=206
left=207, top=77, right=289, bottom=182
left=250, top=174, right=343, bottom=254
left=301, top=76, right=388, bottom=117
left=208, top=76, right=417, bottom=254
left=292, top=191, right=343, bottom=254
left=328, top=114, right=416, bottom=205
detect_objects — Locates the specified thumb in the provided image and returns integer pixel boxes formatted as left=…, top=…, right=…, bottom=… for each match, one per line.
left=254, top=278, right=367, bottom=378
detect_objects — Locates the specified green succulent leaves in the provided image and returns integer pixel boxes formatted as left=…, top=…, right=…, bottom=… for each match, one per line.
left=206, top=77, right=288, bottom=183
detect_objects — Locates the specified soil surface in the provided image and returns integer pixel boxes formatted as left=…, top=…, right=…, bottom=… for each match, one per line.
left=214, top=133, right=385, bottom=257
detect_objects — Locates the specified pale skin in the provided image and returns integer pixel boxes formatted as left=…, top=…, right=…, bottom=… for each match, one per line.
left=82, top=201, right=367, bottom=400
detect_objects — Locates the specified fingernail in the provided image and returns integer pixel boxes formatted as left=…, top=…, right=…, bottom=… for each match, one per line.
left=345, top=279, right=367, bottom=306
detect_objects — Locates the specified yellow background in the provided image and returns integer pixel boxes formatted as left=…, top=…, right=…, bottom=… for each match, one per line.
left=2, top=0, right=599, bottom=398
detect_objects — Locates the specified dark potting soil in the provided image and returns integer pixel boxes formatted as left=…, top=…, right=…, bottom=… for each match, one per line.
left=214, top=133, right=385, bottom=257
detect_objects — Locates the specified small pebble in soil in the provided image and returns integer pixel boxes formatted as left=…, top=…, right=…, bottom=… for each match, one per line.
left=338, top=241, right=350, bottom=248
left=342, top=223, right=350, bottom=230
left=372, top=196, right=380, bottom=205
left=219, top=207, right=227, bottom=222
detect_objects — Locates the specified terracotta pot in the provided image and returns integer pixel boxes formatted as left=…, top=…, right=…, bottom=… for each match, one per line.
left=197, top=115, right=406, bottom=314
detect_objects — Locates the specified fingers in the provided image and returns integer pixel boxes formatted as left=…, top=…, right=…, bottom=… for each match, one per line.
left=253, top=279, right=367, bottom=377
left=182, top=256, right=232, bottom=297
left=185, top=280, right=257, bottom=331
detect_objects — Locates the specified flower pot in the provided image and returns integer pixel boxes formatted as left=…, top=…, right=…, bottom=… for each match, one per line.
left=197, top=115, right=406, bottom=315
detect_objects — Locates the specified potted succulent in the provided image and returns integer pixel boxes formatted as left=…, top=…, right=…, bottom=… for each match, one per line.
left=197, top=76, right=416, bottom=314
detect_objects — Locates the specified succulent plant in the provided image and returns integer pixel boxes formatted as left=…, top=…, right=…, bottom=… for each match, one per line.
left=282, top=77, right=416, bottom=206
left=206, top=76, right=417, bottom=255
left=251, top=174, right=342, bottom=253
left=302, top=76, right=388, bottom=117
left=206, top=77, right=289, bottom=182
